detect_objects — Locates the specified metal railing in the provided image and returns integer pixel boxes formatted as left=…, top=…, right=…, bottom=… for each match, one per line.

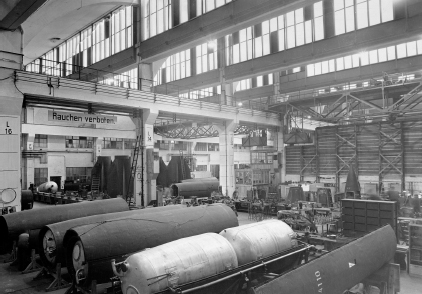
left=269, top=71, right=422, bottom=105
left=25, top=58, right=270, bottom=112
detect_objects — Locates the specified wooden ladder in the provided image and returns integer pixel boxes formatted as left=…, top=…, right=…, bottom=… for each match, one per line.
left=126, top=135, right=142, bottom=205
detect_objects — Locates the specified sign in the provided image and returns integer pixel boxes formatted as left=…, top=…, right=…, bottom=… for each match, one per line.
left=145, top=124, right=154, bottom=148
left=0, top=117, right=18, bottom=135
left=48, top=110, right=117, bottom=125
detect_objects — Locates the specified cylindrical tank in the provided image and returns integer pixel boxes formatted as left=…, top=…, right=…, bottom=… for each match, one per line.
left=21, top=190, right=34, bottom=211
left=171, top=179, right=219, bottom=198
left=114, top=233, right=238, bottom=294
left=39, top=205, right=184, bottom=269
left=251, top=225, right=397, bottom=294
left=220, top=220, right=297, bottom=266
left=37, top=181, right=59, bottom=193
left=0, top=198, right=129, bottom=252
left=64, top=204, right=238, bottom=286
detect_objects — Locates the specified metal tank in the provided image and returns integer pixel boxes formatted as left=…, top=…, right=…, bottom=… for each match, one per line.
left=38, top=205, right=184, bottom=269
left=0, top=198, right=128, bottom=252
left=250, top=225, right=397, bottom=294
left=37, top=181, right=59, bottom=193
left=113, top=233, right=238, bottom=294
left=63, top=204, right=238, bottom=286
left=170, top=178, right=219, bottom=198
left=219, top=219, right=297, bottom=265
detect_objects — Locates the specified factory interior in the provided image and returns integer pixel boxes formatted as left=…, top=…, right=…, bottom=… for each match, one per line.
left=2, top=0, right=422, bottom=293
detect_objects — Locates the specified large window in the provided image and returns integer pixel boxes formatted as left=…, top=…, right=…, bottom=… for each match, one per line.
left=235, top=74, right=273, bottom=91
left=34, top=134, right=47, bottom=148
left=141, top=0, right=232, bottom=41
left=307, top=40, right=422, bottom=78
left=194, top=143, right=207, bottom=151
left=102, top=68, right=138, bottom=89
left=65, top=136, right=94, bottom=148
left=111, top=6, right=133, bottom=55
left=154, top=49, right=191, bottom=85
left=179, top=85, right=221, bottom=100
left=335, top=0, right=394, bottom=35
left=196, top=40, right=218, bottom=75
left=124, top=139, right=136, bottom=149
left=34, top=168, right=48, bottom=186
left=102, top=137, right=123, bottom=149
left=66, top=167, right=92, bottom=183
left=225, top=2, right=323, bottom=66
left=27, top=6, right=134, bottom=76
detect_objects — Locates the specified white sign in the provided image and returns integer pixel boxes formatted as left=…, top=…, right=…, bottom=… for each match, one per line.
left=0, top=117, right=18, bottom=135
left=145, top=124, right=154, bottom=148
left=48, top=110, right=117, bottom=125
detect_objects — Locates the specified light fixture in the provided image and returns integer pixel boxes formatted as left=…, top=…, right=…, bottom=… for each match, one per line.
left=307, top=116, right=311, bottom=119
left=237, top=102, right=243, bottom=107
left=50, top=37, right=61, bottom=43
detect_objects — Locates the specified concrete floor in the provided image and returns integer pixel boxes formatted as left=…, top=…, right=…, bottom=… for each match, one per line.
left=0, top=207, right=421, bottom=294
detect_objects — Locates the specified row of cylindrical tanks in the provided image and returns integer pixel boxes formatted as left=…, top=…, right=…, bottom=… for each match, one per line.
left=0, top=199, right=241, bottom=282
left=0, top=196, right=398, bottom=294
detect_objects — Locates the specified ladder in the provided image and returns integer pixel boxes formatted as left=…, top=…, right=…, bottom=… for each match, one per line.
left=91, top=176, right=100, bottom=193
left=126, top=135, right=142, bottom=205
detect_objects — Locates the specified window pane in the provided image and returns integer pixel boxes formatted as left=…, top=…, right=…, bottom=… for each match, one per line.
left=329, top=59, right=336, bottom=72
left=287, top=26, right=295, bottom=49
left=321, top=61, right=329, bottom=74
left=369, top=50, right=378, bottom=64
left=345, top=6, right=355, bottom=32
left=307, top=64, right=315, bottom=77
left=368, top=0, right=380, bottom=26
left=344, top=55, right=352, bottom=69
left=314, top=17, right=324, bottom=41
left=407, top=41, right=417, bottom=57
left=360, top=51, right=369, bottom=65
left=357, top=2, right=368, bottom=29
left=397, top=43, right=407, bottom=59
left=352, top=54, right=360, bottom=67
left=315, top=62, right=322, bottom=75
left=336, top=57, right=344, bottom=71
left=296, top=22, right=304, bottom=46
left=381, top=0, right=394, bottom=22
left=387, top=46, right=396, bottom=60
left=335, top=10, right=345, bottom=35
left=378, top=48, right=387, bottom=62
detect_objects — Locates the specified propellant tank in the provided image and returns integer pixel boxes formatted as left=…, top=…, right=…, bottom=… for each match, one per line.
left=0, top=198, right=128, bottom=253
left=64, top=204, right=238, bottom=286
left=38, top=205, right=184, bottom=269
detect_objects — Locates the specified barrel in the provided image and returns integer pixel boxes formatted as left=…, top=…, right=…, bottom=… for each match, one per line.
left=0, top=198, right=129, bottom=253
left=39, top=205, right=184, bottom=269
left=220, top=220, right=297, bottom=266
left=114, top=233, right=238, bottom=294
left=64, top=204, right=239, bottom=286
left=21, top=190, right=34, bottom=211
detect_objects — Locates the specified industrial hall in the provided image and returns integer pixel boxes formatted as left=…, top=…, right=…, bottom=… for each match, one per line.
left=1, top=0, right=422, bottom=293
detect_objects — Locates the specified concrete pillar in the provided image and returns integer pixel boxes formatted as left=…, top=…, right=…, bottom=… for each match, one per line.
left=216, top=120, right=238, bottom=197
left=132, top=109, right=158, bottom=207
left=0, top=28, right=24, bottom=211
left=138, top=62, right=153, bottom=91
